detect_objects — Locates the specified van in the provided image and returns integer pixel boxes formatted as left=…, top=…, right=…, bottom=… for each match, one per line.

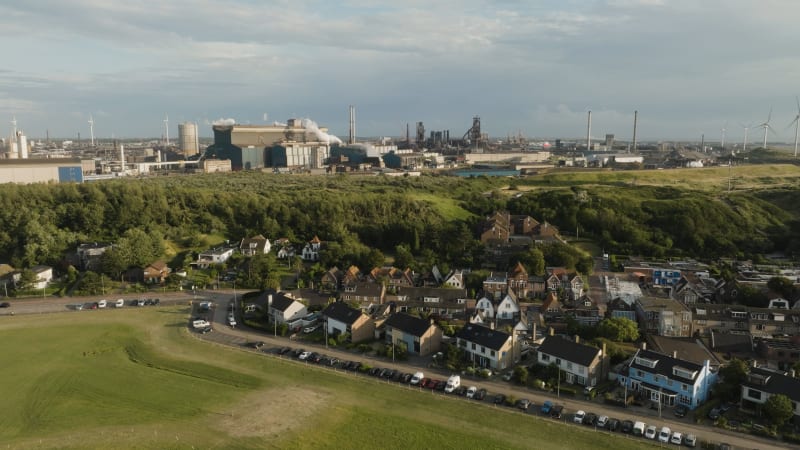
left=633, top=421, right=646, bottom=437
left=115, top=299, right=124, bottom=308
left=444, top=375, right=461, bottom=393
left=97, top=300, right=107, bottom=308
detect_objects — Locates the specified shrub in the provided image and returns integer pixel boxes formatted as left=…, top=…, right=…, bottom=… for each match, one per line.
left=479, top=369, right=492, bottom=379
left=328, top=338, right=337, bottom=347
left=465, top=367, right=476, bottom=376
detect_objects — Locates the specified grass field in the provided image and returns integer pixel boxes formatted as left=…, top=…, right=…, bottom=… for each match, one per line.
left=408, top=192, right=473, bottom=221
left=0, top=308, right=654, bottom=449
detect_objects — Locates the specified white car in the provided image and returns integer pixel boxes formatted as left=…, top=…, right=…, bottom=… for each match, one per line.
left=227, top=315, right=237, bottom=327
left=644, top=425, right=658, bottom=439
left=97, top=300, right=107, bottom=308
left=298, top=351, right=312, bottom=361
left=115, top=299, right=124, bottom=308
left=596, top=415, right=609, bottom=428
left=658, top=426, right=671, bottom=443
left=465, top=386, right=478, bottom=399
left=410, top=372, right=424, bottom=385
left=303, top=325, right=319, bottom=333
left=670, top=431, right=683, bottom=445
left=573, top=410, right=586, bottom=424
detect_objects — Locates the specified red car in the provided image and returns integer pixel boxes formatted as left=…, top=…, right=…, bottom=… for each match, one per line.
left=424, top=379, right=439, bottom=389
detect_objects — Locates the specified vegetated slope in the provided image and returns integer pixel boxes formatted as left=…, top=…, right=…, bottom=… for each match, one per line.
left=0, top=309, right=653, bottom=450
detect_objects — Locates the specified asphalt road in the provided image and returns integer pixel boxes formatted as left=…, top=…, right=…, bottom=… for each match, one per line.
left=2, top=291, right=795, bottom=450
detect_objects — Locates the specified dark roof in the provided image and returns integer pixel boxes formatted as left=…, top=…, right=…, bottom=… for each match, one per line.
left=269, top=292, right=300, bottom=312
left=383, top=312, right=434, bottom=337
left=455, top=324, right=510, bottom=351
left=322, top=301, right=364, bottom=325
left=647, top=335, right=720, bottom=368
left=397, top=286, right=468, bottom=301
left=629, top=349, right=704, bottom=384
left=537, top=336, right=602, bottom=367
left=743, top=367, right=800, bottom=403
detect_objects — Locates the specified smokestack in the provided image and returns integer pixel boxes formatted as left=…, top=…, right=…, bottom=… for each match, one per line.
left=701, top=134, right=705, bottom=153
left=120, top=144, right=125, bottom=172
left=587, top=110, right=592, bottom=151
left=632, top=110, right=638, bottom=154
left=18, top=133, right=28, bottom=159
left=406, top=123, right=410, bottom=145
left=349, top=105, right=355, bottom=145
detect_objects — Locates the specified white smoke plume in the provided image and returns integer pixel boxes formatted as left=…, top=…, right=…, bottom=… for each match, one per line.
left=301, top=118, right=343, bottom=145
left=212, top=118, right=236, bottom=126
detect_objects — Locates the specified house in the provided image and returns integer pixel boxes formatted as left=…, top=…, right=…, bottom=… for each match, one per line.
left=536, top=335, right=608, bottom=387
left=368, top=266, right=414, bottom=288
left=387, top=286, right=471, bottom=320
left=508, top=262, right=529, bottom=298
left=320, top=267, right=343, bottom=291
left=142, top=261, right=170, bottom=284
left=671, top=274, right=714, bottom=305
left=239, top=235, right=271, bottom=256
left=618, top=346, right=718, bottom=410
left=321, top=301, right=375, bottom=344
left=443, top=269, right=465, bottom=289
left=607, top=297, right=637, bottom=322
left=340, top=282, right=385, bottom=311
left=382, top=312, right=442, bottom=356
left=265, top=292, right=308, bottom=326
left=30, top=265, right=53, bottom=290
left=455, top=323, right=517, bottom=371
left=755, top=338, right=800, bottom=371
left=624, top=265, right=682, bottom=288
left=635, top=296, right=693, bottom=337
left=540, top=292, right=563, bottom=319
left=475, top=290, right=520, bottom=321
left=275, top=239, right=296, bottom=259
left=196, top=247, right=235, bottom=269
left=76, top=242, right=113, bottom=271
left=691, top=304, right=800, bottom=338
left=301, top=236, right=323, bottom=261
left=740, top=366, right=800, bottom=421
left=483, top=272, right=508, bottom=299
left=567, top=294, right=603, bottom=327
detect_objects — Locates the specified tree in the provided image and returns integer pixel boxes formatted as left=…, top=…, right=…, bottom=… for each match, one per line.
left=15, top=269, right=38, bottom=292
left=767, top=276, right=795, bottom=299
left=393, top=244, right=415, bottom=271
left=763, top=394, right=793, bottom=427
left=597, top=317, right=640, bottom=342
left=715, top=358, right=749, bottom=401
left=513, top=365, right=529, bottom=385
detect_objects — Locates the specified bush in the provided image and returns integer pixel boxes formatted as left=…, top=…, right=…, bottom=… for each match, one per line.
left=328, top=338, right=337, bottom=347
left=465, top=367, right=476, bottom=376
left=479, top=369, right=492, bottom=379
left=357, top=343, right=371, bottom=354
left=529, top=378, right=545, bottom=389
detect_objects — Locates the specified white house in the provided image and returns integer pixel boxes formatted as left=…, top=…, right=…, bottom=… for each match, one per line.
left=239, top=235, right=272, bottom=256
left=266, top=292, right=308, bottom=326
left=443, top=269, right=465, bottom=289
left=455, top=323, right=516, bottom=371
left=475, top=296, right=495, bottom=319
left=496, top=292, right=520, bottom=320
left=537, top=335, right=607, bottom=387
left=31, top=265, right=53, bottom=290
left=301, top=236, right=322, bottom=261
left=741, top=366, right=800, bottom=420
left=196, top=247, right=235, bottom=269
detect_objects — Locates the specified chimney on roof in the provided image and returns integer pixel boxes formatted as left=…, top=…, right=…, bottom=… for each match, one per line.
left=673, top=350, right=678, bottom=359
left=490, top=321, right=495, bottom=330
left=641, top=342, right=646, bottom=350
left=574, top=335, right=580, bottom=344
left=268, top=294, right=273, bottom=306
left=549, top=327, right=554, bottom=336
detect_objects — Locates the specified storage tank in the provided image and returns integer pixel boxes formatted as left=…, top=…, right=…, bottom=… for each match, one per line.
left=178, top=122, right=199, bottom=156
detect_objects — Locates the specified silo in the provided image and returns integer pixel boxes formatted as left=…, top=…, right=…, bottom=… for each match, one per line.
left=18, top=133, right=28, bottom=159
left=178, top=122, right=199, bottom=156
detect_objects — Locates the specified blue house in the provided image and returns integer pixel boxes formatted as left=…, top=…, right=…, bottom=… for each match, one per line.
left=618, top=348, right=717, bottom=410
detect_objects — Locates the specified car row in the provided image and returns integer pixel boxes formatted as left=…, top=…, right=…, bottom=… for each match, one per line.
left=573, top=409, right=697, bottom=447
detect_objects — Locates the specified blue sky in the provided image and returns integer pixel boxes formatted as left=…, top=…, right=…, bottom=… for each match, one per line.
left=2, top=0, right=800, bottom=142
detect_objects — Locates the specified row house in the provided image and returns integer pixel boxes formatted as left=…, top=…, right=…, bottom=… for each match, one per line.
left=670, top=273, right=718, bottom=305
left=565, top=294, right=603, bottom=327
left=692, top=304, right=800, bottom=337
left=545, top=267, right=584, bottom=300
left=443, top=269, right=466, bottom=289
left=755, top=338, right=800, bottom=371
left=475, top=290, right=520, bottom=322
left=455, top=323, right=517, bottom=371
left=275, top=238, right=296, bottom=259
left=536, top=335, right=608, bottom=387
left=635, top=296, right=693, bottom=337
left=320, top=265, right=362, bottom=291
left=368, top=266, right=414, bottom=289
left=387, top=286, right=472, bottom=320
left=341, top=282, right=386, bottom=311
left=619, top=346, right=717, bottom=410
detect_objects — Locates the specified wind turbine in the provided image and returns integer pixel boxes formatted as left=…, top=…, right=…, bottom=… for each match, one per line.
left=721, top=121, right=728, bottom=149
left=789, top=96, right=800, bottom=158
left=741, top=123, right=752, bottom=153
left=88, top=115, right=95, bottom=146
left=758, top=108, right=775, bottom=149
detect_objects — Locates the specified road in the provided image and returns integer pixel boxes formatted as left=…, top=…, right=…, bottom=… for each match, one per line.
left=3, top=291, right=794, bottom=450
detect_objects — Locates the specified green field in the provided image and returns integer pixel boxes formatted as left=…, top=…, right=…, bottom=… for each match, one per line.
left=0, top=308, right=653, bottom=449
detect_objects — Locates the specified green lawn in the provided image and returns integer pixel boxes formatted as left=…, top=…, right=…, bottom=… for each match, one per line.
left=0, top=308, right=653, bottom=449
left=408, top=192, right=473, bottom=221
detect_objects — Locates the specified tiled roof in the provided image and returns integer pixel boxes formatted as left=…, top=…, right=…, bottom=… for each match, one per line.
left=322, top=301, right=364, bottom=325
left=743, top=367, right=800, bottom=403
left=629, top=349, right=704, bottom=384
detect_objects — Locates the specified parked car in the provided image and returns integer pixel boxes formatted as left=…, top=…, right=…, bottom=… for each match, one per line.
left=493, top=394, right=506, bottom=405
left=200, top=326, right=212, bottom=334
left=303, top=325, right=319, bottom=334
left=370, top=367, right=383, bottom=377
left=0, top=302, right=10, bottom=308
left=683, top=434, right=697, bottom=448
left=401, top=373, right=413, bottom=383
left=708, top=408, right=721, bottom=420
left=541, top=400, right=553, bottom=414
left=573, top=410, right=586, bottom=424
left=298, top=351, right=312, bottom=361
left=516, top=398, right=531, bottom=411
left=620, top=420, right=634, bottom=434
left=465, top=386, right=478, bottom=399
left=278, top=346, right=292, bottom=355
left=115, top=299, right=124, bottom=308
left=644, top=425, right=658, bottom=439
left=674, top=405, right=688, bottom=418
left=424, top=378, right=438, bottom=389
left=670, top=431, right=683, bottom=445
left=292, top=348, right=305, bottom=358
left=596, top=415, right=609, bottom=428
left=434, top=380, right=447, bottom=391
left=632, top=421, right=646, bottom=437
left=582, top=413, right=598, bottom=426
left=606, top=418, right=620, bottom=431
left=658, top=426, right=671, bottom=443
left=444, top=375, right=461, bottom=393
left=97, top=300, right=107, bottom=308
left=474, top=388, right=487, bottom=401
left=410, top=372, right=424, bottom=385
left=383, top=369, right=397, bottom=379
left=550, top=405, right=563, bottom=419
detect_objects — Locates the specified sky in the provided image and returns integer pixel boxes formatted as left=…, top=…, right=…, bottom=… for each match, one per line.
left=2, top=0, right=800, bottom=143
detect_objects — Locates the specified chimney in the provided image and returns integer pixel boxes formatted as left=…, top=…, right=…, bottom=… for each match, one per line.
left=490, top=321, right=495, bottom=330
left=641, top=342, right=646, bottom=350
left=673, top=350, right=678, bottom=359
left=574, top=335, right=580, bottom=344
left=268, top=294, right=273, bottom=306
left=549, top=327, right=555, bottom=336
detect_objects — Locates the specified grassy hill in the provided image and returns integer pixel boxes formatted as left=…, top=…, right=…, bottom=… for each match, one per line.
left=0, top=308, right=653, bottom=449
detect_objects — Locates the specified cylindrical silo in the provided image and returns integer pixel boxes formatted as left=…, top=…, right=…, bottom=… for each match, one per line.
left=178, top=122, right=199, bottom=156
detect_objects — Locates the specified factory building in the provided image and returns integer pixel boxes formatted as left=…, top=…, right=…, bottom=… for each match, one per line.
left=205, top=118, right=340, bottom=170
left=0, top=159, right=86, bottom=184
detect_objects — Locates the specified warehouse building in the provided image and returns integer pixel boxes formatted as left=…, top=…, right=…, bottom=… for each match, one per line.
left=0, top=159, right=87, bottom=184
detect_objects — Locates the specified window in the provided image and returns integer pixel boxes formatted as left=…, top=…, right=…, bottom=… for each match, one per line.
left=556, top=358, right=562, bottom=366
left=637, top=370, right=645, bottom=377
left=490, top=350, right=496, bottom=357
left=541, top=354, right=550, bottom=361
left=667, top=380, right=673, bottom=387
left=747, top=389, right=762, bottom=400
left=681, top=384, right=689, bottom=392
left=472, top=343, right=476, bottom=350
left=567, top=362, right=573, bottom=370
left=481, top=346, right=486, bottom=354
